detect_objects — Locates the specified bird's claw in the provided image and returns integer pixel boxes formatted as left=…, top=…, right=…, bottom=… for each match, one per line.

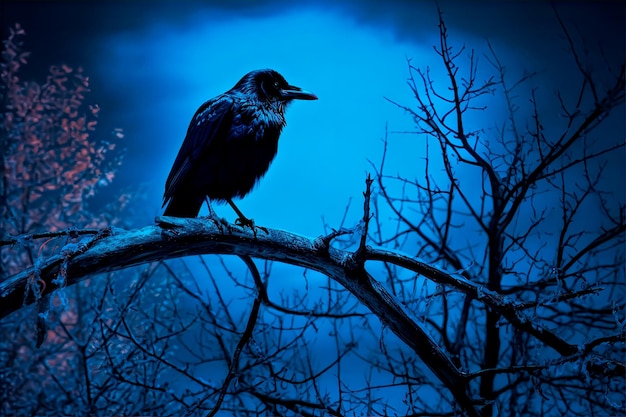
left=235, top=216, right=269, bottom=236
left=202, top=213, right=231, bottom=234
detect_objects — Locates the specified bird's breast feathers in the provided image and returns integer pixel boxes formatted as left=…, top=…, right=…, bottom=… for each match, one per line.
left=232, top=100, right=285, bottom=142
left=192, top=95, right=285, bottom=143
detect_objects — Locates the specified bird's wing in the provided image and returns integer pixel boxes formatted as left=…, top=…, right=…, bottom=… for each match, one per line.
left=163, top=94, right=235, bottom=205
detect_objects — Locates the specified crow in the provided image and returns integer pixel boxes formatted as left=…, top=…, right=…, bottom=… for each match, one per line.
left=162, top=69, right=317, bottom=226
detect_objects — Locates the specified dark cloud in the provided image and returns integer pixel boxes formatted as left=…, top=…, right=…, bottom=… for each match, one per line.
left=3, top=1, right=622, bottom=75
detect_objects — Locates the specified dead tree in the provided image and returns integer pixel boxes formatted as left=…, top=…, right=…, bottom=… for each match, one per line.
left=372, top=8, right=625, bottom=417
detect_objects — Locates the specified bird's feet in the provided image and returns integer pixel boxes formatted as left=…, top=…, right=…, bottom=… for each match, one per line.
left=201, top=212, right=231, bottom=234
left=235, top=216, right=269, bottom=236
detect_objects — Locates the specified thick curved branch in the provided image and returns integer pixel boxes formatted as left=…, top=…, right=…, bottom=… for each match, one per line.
left=0, top=217, right=481, bottom=416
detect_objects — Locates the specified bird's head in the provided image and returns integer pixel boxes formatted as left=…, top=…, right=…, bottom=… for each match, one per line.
left=233, top=69, right=318, bottom=106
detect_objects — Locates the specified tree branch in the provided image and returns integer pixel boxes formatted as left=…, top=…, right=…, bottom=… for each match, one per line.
left=0, top=217, right=481, bottom=416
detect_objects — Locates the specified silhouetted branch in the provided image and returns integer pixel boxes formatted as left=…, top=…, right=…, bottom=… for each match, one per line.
left=1, top=218, right=483, bottom=414
left=374, top=6, right=625, bottom=416
left=204, top=255, right=262, bottom=417
left=4, top=213, right=623, bottom=414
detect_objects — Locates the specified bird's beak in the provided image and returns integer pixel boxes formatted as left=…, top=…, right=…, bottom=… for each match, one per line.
left=281, top=85, right=318, bottom=100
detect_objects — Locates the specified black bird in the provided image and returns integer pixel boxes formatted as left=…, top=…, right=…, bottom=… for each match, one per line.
left=163, top=69, right=317, bottom=224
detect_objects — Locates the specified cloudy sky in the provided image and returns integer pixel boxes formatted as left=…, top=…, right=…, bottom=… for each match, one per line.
left=2, top=0, right=624, bottom=236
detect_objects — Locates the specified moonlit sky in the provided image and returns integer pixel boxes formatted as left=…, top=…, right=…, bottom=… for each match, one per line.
left=2, top=0, right=624, bottom=237
left=2, top=2, right=624, bottom=411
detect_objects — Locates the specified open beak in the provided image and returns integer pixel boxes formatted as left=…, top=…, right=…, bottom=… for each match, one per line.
left=281, top=85, right=318, bottom=100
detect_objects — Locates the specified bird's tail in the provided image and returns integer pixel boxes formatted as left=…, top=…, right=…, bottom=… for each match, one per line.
left=163, top=195, right=203, bottom=218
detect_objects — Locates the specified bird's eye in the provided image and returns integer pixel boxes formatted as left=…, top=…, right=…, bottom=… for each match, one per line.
left=273, top=81, right=280, bottom=88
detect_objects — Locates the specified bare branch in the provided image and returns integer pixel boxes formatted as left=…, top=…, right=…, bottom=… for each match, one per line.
left=0, top=218, right=481, bottom=415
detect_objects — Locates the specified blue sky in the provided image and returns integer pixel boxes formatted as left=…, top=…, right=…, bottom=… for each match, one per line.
left=3, top=1, right=623, bottom=237
left=95, top=7, right=427, bottom=234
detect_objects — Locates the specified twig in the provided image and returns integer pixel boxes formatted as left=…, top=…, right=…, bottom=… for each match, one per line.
left=0, top=228, right=102, bottom=247
left=352, top=173, right=374, bottom=266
